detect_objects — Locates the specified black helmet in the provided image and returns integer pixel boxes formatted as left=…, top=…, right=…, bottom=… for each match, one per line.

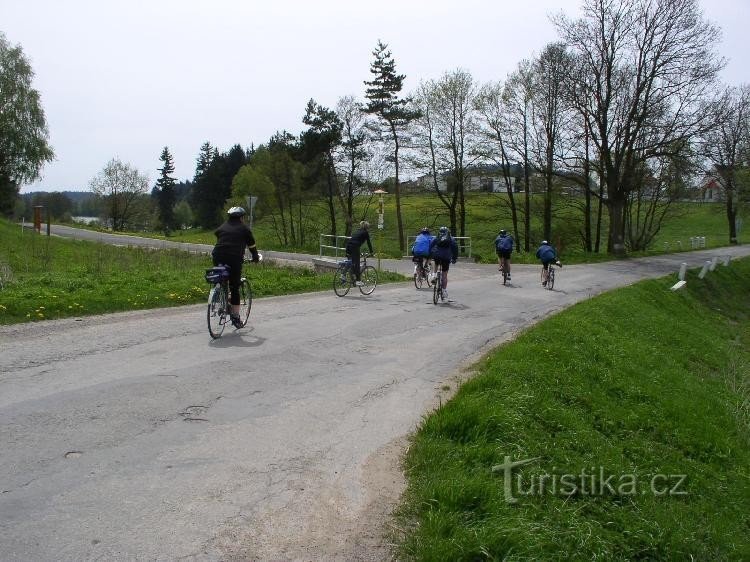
left=541, top=240, right=548, bottom=245
left=421, top=227, right=430, bottom=234
left=499, top=229, right=507, bottom=236
left=439, top=226, right=449, bottom=235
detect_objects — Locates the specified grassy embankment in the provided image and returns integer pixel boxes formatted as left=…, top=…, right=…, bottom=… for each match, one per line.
left=83, top=193, right=732, bottom=264
left=0, top=219, right=404, bottom=325
left=397, top=258, right=750, bottom=560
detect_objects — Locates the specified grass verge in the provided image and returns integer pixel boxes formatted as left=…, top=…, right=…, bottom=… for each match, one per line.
left=396, top=258, right=750, bottom=560
left=0, top=220, right=404, bottom=325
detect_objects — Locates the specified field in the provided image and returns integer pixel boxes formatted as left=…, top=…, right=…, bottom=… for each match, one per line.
left=0, top=219, right=403, bottom=325
left=106, top=193, right=734, bottom=264
left=396, top=257, right=750, bottom=560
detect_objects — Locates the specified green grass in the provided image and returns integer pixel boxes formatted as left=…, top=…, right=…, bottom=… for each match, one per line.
left=0, top=219, right=404, bottom=325
left=67, top=193, right=735, bottom=264
left=396, top=258, right=750, bottom=561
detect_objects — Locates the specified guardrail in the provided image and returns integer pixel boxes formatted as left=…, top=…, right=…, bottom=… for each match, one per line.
left=320, top=234, right=351, bottom=258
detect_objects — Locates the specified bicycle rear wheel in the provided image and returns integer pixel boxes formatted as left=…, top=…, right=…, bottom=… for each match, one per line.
left=207, top=284, right=227, bottom=339
left=359, top=265, right=378, bottom=295
left=547, top=267, right=555, bottom=290
left=414, top=266, right=425, bottom=289
left=237, top=278, right=252, bottom=327
left=333, top=265, right=351, bottom=297
left=433, top=274, right=441, bottom=305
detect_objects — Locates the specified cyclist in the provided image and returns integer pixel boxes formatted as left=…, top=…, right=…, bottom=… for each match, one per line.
left=411, top=227, right=433, bottom=278
left=494, top=229, right=513, bottom=280
left=346, top=220, right=374, bottom=286
left=212, top=206, right=260, bottom=327
left=536, top=240, right=561, bottom=287
left=429, top=226, right=459, bottom=300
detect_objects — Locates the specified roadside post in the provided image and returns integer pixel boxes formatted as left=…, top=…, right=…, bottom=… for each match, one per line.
left=246, top=196, right=258, bottom=229
left=374, top=189, right=387, bottom=271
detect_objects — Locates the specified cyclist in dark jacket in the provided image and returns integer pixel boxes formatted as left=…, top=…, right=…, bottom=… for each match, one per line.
left=346, top=221, right=374, bottom=285
left=212, top=206, right=259, bottom=327
left=429, top=226, right=459, bottom=300
left=535, top=240, right=561, bottom=287
left=494, top=229, right=513, bottom=279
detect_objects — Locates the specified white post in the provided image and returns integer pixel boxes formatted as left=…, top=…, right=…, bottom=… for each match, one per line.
left=723, top=255, right=731, bottom=266
left=689, top=237, right=695, bottom=249
left=677, top=240, right=682, bottom=250
left=700, top=236, right=706, bottom=248
left=698, top=261, right=711, bottom=279
left=678, top=263, right=687, bottom=281
left=664, top=242, right=670, bottom=251
left=709, top=256, right=719, bottom=271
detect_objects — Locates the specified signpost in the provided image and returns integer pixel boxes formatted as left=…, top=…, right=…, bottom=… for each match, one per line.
left=373, top=189, right=387, bottom=271
left=246, top=196, right=258, bottom=228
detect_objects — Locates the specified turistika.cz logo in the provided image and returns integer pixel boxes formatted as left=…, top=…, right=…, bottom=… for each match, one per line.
left=491, top=455, right=688, bottom=504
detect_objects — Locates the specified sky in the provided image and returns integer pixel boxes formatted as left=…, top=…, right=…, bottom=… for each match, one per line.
left=3, top=0, right=748, bottom=193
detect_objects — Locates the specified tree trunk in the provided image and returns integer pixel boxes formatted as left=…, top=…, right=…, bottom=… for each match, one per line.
left=727, top=190, right=738, bottom=244
left=607, top=192, right=627, bottom=256
left=391, top=123, right=405, bottom=253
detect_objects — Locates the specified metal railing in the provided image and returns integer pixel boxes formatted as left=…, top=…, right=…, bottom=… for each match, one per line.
left=319, top=234, right=351, bottom=258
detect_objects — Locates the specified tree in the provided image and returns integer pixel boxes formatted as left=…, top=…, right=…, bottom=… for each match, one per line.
left=699, top=85, right=750, bottom=244
left=0, top=32, right=54, bottom=215
left=154, top=146, right=176, bottom=233
left=475, top=81, right=522, bottom=247
left=173, top=200, right=193, bottom=229
left=89, top=158, right=150, bottom=231
left=411, top=69, right=480, bottom=238
left=364, top=40, right=420, bottom=252
left=335, top=96, right=369, bottom=234
left=301, top=98, right=345, bottom=235
left=554, top=0, right=725, bottom=255
left=503, top=61, right=535, bottom=251
left=528, top=43, right=573, bottom=241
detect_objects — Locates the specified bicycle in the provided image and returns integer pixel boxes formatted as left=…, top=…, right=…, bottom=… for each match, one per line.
left=413, top=258, right=431, bottom=289
left=433, top=262, right=446, bottom=304
left=499, top=256, right=510, bottom=285
left=333, top=253, right=378, bottom=297
left=541, top=261, right=559, bottom=290
left=205, top=255, right=262, bottom=339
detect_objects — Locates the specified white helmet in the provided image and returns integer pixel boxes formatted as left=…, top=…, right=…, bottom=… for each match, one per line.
left=227, top=206, right=246, bottom=217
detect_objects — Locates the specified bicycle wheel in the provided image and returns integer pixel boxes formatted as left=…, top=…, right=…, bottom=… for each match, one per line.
left=414, top=266, right=424, bottom=289
left=359, top=265, right=378, bottom=295
left=333, top=265, right=351, bottom=297
left=207, top=284, right=227, bottom=339
left=237, top=278, right=252, bottom=327
left=433, top=273, right=441, bottom=305
left=547, top=267, right=555, bottom=290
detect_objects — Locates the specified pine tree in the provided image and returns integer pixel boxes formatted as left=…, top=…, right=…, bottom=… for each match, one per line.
left=364, top=40, right=420, bottom=252
left=155, top=146, right=176, bottom=233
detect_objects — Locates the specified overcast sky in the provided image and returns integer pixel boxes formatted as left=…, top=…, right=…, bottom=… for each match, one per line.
left=4, top=0, right=748, bottom=193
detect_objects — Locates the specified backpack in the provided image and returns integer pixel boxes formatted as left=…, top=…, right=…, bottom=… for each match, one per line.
left=436, top=232, right=451, bottom=248
left=498, top=235, right=513, bottom=252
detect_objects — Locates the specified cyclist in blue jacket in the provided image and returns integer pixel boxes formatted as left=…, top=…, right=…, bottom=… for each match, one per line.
left=536, top=240, right=562, bottom=287
left=494, top=229, right=513, bottom=280
left=430, top=226, right=459, bottom=300
left=411, top=227, right=434, bottom=272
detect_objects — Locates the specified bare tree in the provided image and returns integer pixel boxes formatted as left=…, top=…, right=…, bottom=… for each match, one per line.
left=502, top=61, right=535, bottom=251
left=335, top=95, right=369, bottom=235
left=528, top=42, right=575, bottom=241
left=699, top=85, right=750, bottom=244
left=554, top=0, right=725, bottom=255
left=89, top=158, right=149, bottom=231
left=475, top=81, right=523, bottom=247
left=410, top=69, right=480, bottom=238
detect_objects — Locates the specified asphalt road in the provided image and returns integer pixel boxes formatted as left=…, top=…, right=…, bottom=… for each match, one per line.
left=1, top=238, right=748, bottom=561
